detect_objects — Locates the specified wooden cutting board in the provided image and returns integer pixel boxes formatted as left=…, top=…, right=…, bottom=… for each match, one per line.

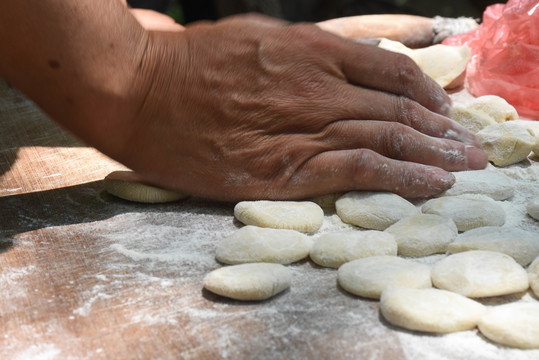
left=1, top=83, right=538, bottom=360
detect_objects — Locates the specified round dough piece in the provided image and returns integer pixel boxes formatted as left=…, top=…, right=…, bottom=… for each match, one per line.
left=527, top=197, right=539, bottom=221
left=450, top=106, right=496, bottom=133
left=336, top=191, right=420, bottom=231
left=466, top=95, right=518, bottom=123
left=385, top=214, right=457, bottom=257
left=421, top=195, right=505, bottom=232
left=203, top=263, right=291, bottom=301
left=443, top=169, right=514, bottom=200
left=380, top=287, right=486, bottom=333
left=104, top=171, right=188, bottom=203
left=431, top=250, right=529, bottom=298
left=338, top=256, right=431, bottom=299
left=215, top=225, right=312, bottom=265
left=476, top=122, right=536, bottom=167
left=310, top=231, right=397, bottom=268
left=234, top=201, right=324, bottom=233
left=448, top=226, right=539, bottom=266
left=478, top=303, right=539, bottom=349
left=529, top=256, right=539, bottom=298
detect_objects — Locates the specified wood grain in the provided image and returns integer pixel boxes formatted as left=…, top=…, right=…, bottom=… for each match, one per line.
left=1, top=82, right=538, bottom=359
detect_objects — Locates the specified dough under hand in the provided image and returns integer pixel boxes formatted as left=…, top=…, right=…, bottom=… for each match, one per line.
left=448, top=226, right=539, bottom=266
left=336, top=191, right=419, bottom=231
left=234, top=200, right=324, bottom=233
left=421, top=195, right=505, bottom=232
left=385, top=214, right=457, bottom=257
left=310, top=231, right=397, bottom=269
left=203, top=263, right=291, bottom=301
left=338, top=256, right=431, bottom=299
left=442, top=169, right=514, bottom=201
left=215, top=225, right=312, bottom=265
left=529, top=256, right=539, bottom=298
left=476, top=122, right=536, bottom=167
left=380, top=287, right=486, bottom=333
left=104, top=170, right=188, bottom=203
left=431, top=250, right=529, bottom=298
left=478, top=303, right=539, bottom=349
left=527, top=197, right=539, bottom=221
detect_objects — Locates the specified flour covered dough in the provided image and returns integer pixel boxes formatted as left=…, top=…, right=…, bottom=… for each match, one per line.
left=421, top=195, right=505, bottom=232
left=443, top=169, right=514, bottom=200
left=336, top=191, right=419, bottom=230
left=385, top=214, right=457, bottom=257
left=466, top=95, right=519, bottom=123
left=431, top=250, right=529, bottom=298
left=216, top=225, right=312, bottom=265
left=203, top=263, right=291, bottom=301
left=529, top=256, right=539, bottom=298
left=476, top=122, right=536, bottom=167
left=104, top=170, right=188, bottom=203
left=310, top=231, right=397, bottom=268
left=478, top=303, right=539, bottom=349
left=527, top=197, right=539, bottom=221
left=450, top=106, right=496, bottom=133
left=234, top=201, right=324, bottom=233
left=448, top=226, right=539, bottom=266
left=338, top=256, right=431, bottom=299
left=380, top=287, right=486, bottom=333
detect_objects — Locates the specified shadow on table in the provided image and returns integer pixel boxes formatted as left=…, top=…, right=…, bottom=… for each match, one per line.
left=0, top=180, right=234, bottom=247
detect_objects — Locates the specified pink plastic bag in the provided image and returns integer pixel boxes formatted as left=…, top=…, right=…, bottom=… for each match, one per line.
left=444, top=0, right=539, bottom=119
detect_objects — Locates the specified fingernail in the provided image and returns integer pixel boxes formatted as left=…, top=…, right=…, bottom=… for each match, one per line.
left=465, top=145, right=488, bottom=169
left=427, top=167, right=455, bottom=193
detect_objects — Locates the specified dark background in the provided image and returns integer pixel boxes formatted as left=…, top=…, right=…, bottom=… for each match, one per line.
left=127, top=0, right=501, bottom=25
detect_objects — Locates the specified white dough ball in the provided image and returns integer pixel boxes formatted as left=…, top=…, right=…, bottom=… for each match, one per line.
left=443, top=169, right=514, bottom=200
left=216, top=225, right=312, bottom=265
left=203, top=263, right=291, bottom=301
left=380, top=287, right=486, bottom=333
left=466, top=95, right=518, bottom=123
left=421, top=195, right=505, bottom=232
left=478, top=303, right=539, bottom=349
left=336, top=191, right=420, bottom=230
left=529, top=256, right=539, bottom=298
left=527, top=197, right=539, bottom=221
left=385, top=214, right=457, bottom=257
left=476, top=122, right=536, bottom=167
left=431, top=250, right=529, bottom=298
left=310, top=231, right=397, bottom=268
left=448, top=226, right=539, bottom=266
left=338, top=256, right=431, bottom=299
left=234, top=200, right=324, bottom=233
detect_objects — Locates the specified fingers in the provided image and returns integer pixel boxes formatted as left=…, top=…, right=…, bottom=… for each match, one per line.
left=334, top=84, right=480, bottom=146
left=317, top=120, right=487, bottom=171
left=337, top=41, right=452, bottom=117
left=288, top=149, right=456, bottom=199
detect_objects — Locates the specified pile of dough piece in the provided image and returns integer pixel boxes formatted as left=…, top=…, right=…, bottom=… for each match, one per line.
left=201, top=180, right=539, bottom=349
left=449, top=95, right=539, bottom=167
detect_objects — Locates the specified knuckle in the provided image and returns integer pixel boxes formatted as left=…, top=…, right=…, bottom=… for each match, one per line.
left=348, top=149, right=379, bottom=183
left=393, top=53, right=421, bottom=89
left=394, top=96, right=423, bottom=127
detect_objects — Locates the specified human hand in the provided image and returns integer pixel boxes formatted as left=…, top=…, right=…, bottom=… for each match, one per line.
left=116, top=14, right=487, bottom=201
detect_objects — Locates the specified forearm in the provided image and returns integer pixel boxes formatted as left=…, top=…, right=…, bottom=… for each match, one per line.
left=0, top=0, right=151, bottom=156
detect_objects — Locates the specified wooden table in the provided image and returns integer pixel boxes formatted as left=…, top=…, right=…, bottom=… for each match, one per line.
left=2, top=82, right=539, bottom=360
